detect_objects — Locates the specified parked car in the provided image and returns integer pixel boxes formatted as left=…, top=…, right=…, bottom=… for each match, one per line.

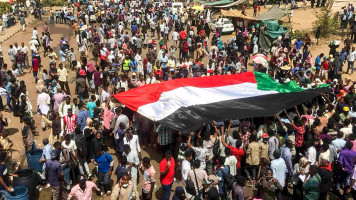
left=89, top=11, right=96, bottom=22
left=172, top=2, right=184, bottom=15
left=209, top=18, right=235, bottom=34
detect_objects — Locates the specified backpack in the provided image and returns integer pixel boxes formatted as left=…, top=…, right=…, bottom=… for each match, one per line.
left=220, top=166, right=235, bottom=192
left=81, top=31, right=87, bottom=39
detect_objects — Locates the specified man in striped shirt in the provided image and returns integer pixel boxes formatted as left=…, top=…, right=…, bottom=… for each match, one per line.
left=63, top=108, right=77, bottom=139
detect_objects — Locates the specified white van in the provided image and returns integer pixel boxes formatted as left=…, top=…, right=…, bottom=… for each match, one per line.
left=172, top=2, right=183, bottom=15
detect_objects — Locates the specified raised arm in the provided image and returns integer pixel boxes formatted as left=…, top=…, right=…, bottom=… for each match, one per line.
left=227, top=120, right=232, bottom=137
left=212, top=121, right=218, bottom=139
left=275, top=115, right=283, bottom=127
left=187, top=132, right=194, bottom=149
left=221, top=126, right=228, bottom=147
left=295, top=106, right=301, bottom=119
left=197, top=124, right=204, bottom=139
left=283, top=109, right=293, bottom=124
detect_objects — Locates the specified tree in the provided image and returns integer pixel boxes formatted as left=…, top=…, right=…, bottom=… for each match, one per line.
left=312, top=10, right=339, bottom=38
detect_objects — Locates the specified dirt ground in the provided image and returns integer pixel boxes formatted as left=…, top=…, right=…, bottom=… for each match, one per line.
left=0, top=5, right=354, bottom=200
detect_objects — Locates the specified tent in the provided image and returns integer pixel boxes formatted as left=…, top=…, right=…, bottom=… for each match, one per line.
left=256, top=6, right=288, bottom=21
left=204, top=0, right=234, bottom=6
left=220, top=9, right=257, bottom=21
left=259, top=20, right=289, bottom=52
left=214, top=0, right=245, bottom=8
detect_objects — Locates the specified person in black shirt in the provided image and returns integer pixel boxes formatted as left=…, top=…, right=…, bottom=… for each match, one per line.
left=49, top=63, right=58, bottom=80
left=93, top=100, right=102, bottom=130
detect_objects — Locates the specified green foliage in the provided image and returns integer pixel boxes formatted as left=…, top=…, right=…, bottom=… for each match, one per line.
left=312, top=9, right=339, bottom=38
left=0, top=2, right=12, bottom=16
left=236, top=1, right=252, bottom=9
left=42, top=0, right=66, bottom=7
left=291, top=29, right=309, bottom=40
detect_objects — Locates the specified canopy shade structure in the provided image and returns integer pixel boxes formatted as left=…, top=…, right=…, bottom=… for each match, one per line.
left=204, top=0, right=234, bottom=6
left=214, top=0, right=244, bottom=7
left=114, top=72, right=330, bottom=132
left=220, top=9, right=257, bottom=21
left=191, top=5, right=204, bottom=10
left=256, top=6, right=288, bottom=21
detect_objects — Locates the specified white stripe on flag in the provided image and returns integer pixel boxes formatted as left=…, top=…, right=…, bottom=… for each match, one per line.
left=137, top=82, right=278, bottom=121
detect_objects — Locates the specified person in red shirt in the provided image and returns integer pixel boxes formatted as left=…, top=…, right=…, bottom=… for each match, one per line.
left=221, top=122, right=245, bottom=175
left=181, top=40, right=189, bottom=60
left=179, top=30, right=186, bottom=40
left=30, top=55, right=39, bottom=83
left=159, top=150, right=175, bottom=200
left=322, top=59, right=329, bottom=79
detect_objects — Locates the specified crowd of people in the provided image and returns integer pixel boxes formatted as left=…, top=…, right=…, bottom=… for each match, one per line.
left=0, top=0, right=354, bottom=200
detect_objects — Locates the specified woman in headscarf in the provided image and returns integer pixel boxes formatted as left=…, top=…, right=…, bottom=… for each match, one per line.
left=83, top=118, right=96, bottom=162
left=292, top=157, right=310, bottom=199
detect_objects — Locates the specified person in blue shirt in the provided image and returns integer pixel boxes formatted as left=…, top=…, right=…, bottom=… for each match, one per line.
left=86, top=95, right=96, bottom=118
left=130, top=58, right=138, bottom=73
left=314, top=53, right=324, bottom=76
left=217, top=155, right=230, bottom=199
left=132, top=23, right=137, bottom=36
left=294, top=37, right=304, bottom=51
left=39, top=138, right=51, bottom=180
left=94, top=147, right=114, bottom=195
left=4, top=79, right=12, bottom=112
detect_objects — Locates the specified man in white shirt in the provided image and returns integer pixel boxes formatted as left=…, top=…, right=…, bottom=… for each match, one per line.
left=188, top=132, right=209, bottom=170
left=108, top=36, right=116, bottom=49
left=270, top=150, right=288, bottom=189
left=7, top=45, right=16, bottom=64
left=123, top=129, right=141, bottom=158
left=2, top=13, right=7, bottom=28
left=172, top=31, right=179, bottom=46
left=331, top=131, right=346, bottom=151
left=100, top=86, right=110, bottom=103
left=122, top=144, right=140, bottom=199
left=340, top=119, right=353, bottom=138
left=32, top=27, right=38, bottom=40
left=21, top=42, right=29, bottom=67
left=181, top=151, right=193, bottom=186
left=29, top=37, right=39, bottom=54
left=224, top=148, right=237, bottom=176
left=146, top=73, right=156, bottom=84
left=347, top=47, right=356, bottom=74
left=306, top=143, right=316, bottom=165
left=37, top=88, right=51, bottom=130
left=112, top=106, right=130, bottom=132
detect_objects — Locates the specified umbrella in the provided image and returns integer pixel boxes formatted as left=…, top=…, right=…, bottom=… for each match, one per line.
left=191, top=6, right=204, bottom=11
left=252, top=54, right=268, bottom=61
left=80, top=25, right=88, bottom=31
left=253, top=56, right=268, bottom=66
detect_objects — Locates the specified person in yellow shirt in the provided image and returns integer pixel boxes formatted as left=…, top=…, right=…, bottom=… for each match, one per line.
left=167, top=55, right=175, bottom=74
left=245, top=134, right=261, bottom=186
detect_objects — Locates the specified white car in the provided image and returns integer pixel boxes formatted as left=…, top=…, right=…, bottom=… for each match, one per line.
left=89, top=11, right=96, bottom=22
left=210, top=18, right=235, bottom=34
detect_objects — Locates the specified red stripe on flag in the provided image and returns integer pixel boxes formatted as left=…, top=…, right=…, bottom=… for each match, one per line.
left=113, top=71, right=257, bottom=112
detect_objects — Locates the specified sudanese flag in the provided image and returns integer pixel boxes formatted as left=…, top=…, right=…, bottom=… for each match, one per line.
left=114, top=71, right=330, bottom=131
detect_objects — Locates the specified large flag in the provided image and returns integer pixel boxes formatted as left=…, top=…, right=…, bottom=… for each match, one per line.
left=114, top=71, right=330, bottom=131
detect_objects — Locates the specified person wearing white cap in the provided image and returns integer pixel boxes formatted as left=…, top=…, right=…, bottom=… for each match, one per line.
left=29, top=36, right=39, bottom=55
